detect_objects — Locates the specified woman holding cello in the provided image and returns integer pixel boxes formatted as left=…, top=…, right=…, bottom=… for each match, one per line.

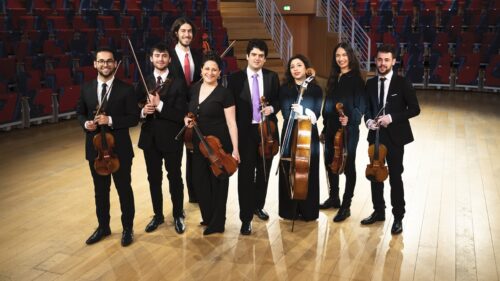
left=321, top=42, right=366, bottom=222
left=278, top=54, right=322, bottom=221
left=183, top=52, right=239, bottom=235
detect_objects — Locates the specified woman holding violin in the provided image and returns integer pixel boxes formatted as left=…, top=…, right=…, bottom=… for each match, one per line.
left=321, top=42, right=366, bottom=222
left=77, top=46, right=139, bottom=247
left=278, top=54, right=322, bottom=221
left=183, top=52, right=239, bottom=235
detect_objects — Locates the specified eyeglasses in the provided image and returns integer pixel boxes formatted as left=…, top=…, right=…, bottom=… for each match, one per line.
left=96, top=59, right=115, bottom=65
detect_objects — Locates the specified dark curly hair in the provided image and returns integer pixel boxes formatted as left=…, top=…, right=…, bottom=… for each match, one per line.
left=283, top=54, right=313, bottom=87
left=201, top=51, right=223, bottom=70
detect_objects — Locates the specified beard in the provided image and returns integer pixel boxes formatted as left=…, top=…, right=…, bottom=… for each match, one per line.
left=97, top=68, right=115, bottom=79
left=377, top=66, right=392, bottom=76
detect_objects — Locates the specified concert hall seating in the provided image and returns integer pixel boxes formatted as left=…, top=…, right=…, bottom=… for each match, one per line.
left=349, top=0, right=499, bottom=89
left=0, top=0, right=231, bottom=129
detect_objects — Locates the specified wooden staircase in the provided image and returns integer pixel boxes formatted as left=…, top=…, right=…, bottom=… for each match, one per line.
left=220, top=1, right=285, bottom=77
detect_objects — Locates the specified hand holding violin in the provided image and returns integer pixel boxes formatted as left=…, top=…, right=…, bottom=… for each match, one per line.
left=184, top=116, right=194, bottom=128
left=94, top=114, right=110, bottom=126
left=339, top=115, right=348, bottom=126
left=86, top=120, right=97, bottom=131
left=376, top=115, right=392, bottom=127
left=260, top=105, right=273, bottom=116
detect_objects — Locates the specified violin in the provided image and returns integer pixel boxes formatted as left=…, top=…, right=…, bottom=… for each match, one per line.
left=186, top=112, right=238, bottom=177
left=330, top=103, right=348, bottom=174
left=93, top=122, right=120, bottom=176
left=258, top=96, right=279, bottom=159
left=365, top=117, right=388, bottom=182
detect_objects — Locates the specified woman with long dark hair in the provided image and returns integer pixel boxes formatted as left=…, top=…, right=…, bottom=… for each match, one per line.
left=320, top=42, right=367, bottom=222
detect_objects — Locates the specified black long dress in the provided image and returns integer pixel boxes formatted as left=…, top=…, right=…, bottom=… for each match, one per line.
left=188, top=83, right=234, bottom=231
left=278, top=82, right=323, bottom=221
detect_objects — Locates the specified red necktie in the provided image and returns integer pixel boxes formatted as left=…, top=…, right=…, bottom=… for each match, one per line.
left=184, top=53, right=191, bottom=86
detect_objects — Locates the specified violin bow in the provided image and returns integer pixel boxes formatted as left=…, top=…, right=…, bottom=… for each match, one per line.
left=127, top=37, right=152, bottom=103
left=259, top=99, right=267, bottom=183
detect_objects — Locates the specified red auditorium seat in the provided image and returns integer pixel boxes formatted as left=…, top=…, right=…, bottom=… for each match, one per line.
left=59, top=85, right=80, bottom=113
left=97, top=16, right=116, bottom=29
left=45, top=67, right=74, bottom=90
left=223, top=56, right=239, bottom=74
left=77, top=66, right=96, bottom=83
left=47, top=16, right=70, bottom=30
left=0, top=57, right=17, bottom=83
left=32, top=88, right=54, bottom=117
left=31, top=0, right=52, bottom=16
left=485, top=55, right=500, bottom=87
left=0, top=92, right=19, bottom=124
left=457, top=64, right=479, bottom=85
left=43, top=40, right=64, bottom=56
left=431, top=64, right=451, bottom=84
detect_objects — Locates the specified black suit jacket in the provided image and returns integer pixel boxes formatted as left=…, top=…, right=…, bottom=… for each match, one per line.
left=365, top=74, right=420, bottom=146
left=137, top=73, right=188, bottom=153
left=227, top=68, right=280, bottom=141
left=77, top=79, right=139, bottom=161
left=168, top=47, right=202, bottom=92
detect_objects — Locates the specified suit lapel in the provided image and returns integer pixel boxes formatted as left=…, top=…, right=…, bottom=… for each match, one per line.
left=241, top=71, right=252, bottom=106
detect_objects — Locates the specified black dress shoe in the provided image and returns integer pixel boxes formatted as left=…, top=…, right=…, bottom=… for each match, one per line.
left=145, top=216, right=164, bottom=233
left=121, top=229, right=134, bottom=247
left=319, top=197, right=341, bottom=209
left=391, top=219, right=403, bottom=234
left=174, top=217, right=185, bottom=234
left=333, top=208, right=351, bottom=222
left=85, top=227, right=111, bottom=245
left=240, top=221, right=252, bottom=235
left=203, top=226, right=224, bottom=235
left=360, top=212, right=386, bottom=225
left=254, top=209, right=269, bottom=220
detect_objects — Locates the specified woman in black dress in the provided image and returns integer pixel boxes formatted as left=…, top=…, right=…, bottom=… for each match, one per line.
left=278, top=54, right=323, bottom=221
left=184, top=53, right=239, bottom=235
left=320, top=42, right=366, bottom=222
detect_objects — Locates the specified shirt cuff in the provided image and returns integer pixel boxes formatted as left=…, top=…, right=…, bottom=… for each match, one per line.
left=387, top=114, right=392, bottom=123
left=269, top=106, right=274, bottom=113
left=84, top=121, right=91, bottom=130
left=108, top=116, right=113, bottom=127
left=140, top=108, right=147, bottom=119
left=156, top=101, right=164, bottom=113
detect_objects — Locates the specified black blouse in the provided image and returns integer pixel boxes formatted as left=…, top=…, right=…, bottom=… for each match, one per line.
left=188, top=83, right=235, bottom=153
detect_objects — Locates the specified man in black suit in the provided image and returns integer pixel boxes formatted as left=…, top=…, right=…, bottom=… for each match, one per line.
left=168, top=17, right=203, bottom=204
left=227, top=39, right=280, bottom=235
left=361, top=44, right=420, bottom=234
left=137, top=43, right=188, bottom=234
left=77, top=46, right=139, bottom=247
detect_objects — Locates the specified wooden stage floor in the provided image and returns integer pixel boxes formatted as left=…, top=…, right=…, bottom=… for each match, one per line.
left=0, top=90, right=499, bottom=281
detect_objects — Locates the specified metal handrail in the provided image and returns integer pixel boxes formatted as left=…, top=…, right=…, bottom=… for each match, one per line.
left=317, top=0, right=371, bottom=71
left=256, top=0, right=293, bottom=66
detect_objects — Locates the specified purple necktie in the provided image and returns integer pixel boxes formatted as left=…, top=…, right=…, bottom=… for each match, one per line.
left=252, top=74, right=261, bottom=122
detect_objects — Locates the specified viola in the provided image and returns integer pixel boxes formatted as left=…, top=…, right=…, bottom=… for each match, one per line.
left=93, top=122, right=120, bottom=176
left=187, top=113, right=238, bottom=177
left=330, top=103, right=348, bottom=174
left=258, top=96, right=279, bottom=159
left=365, top=121, right=388, bottom=182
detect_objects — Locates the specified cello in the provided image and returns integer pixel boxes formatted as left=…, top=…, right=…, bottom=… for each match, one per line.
left=278, top=68, right=316, bottom=200
left=330, top=103, right=348, bottom=174
left=186, top=112, right=238, bottom=177
left=365, top=105, right=389, bottom=182
left=92, top=61, right=122, bottom=176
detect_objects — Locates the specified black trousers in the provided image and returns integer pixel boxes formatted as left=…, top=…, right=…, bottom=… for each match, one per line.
left=238, top=124, right=274, bottom=222
left=370, top=128, right=406, bottom=219
left=185, top=151, right=197, bottom=201
left=143, top=146, right=184, bottom=218
left=89, top=159, right=135, bottom=230
left=192, top=152, right=229, bottom=230
left=324, top=126, right=360, bottom=208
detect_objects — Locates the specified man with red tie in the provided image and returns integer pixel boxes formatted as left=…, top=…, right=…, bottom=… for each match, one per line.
left=169, top=17, right=203, bottom=204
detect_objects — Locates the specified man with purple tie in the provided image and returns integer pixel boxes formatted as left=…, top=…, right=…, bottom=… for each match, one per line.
left=227, top=39, right=280, bottom=235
